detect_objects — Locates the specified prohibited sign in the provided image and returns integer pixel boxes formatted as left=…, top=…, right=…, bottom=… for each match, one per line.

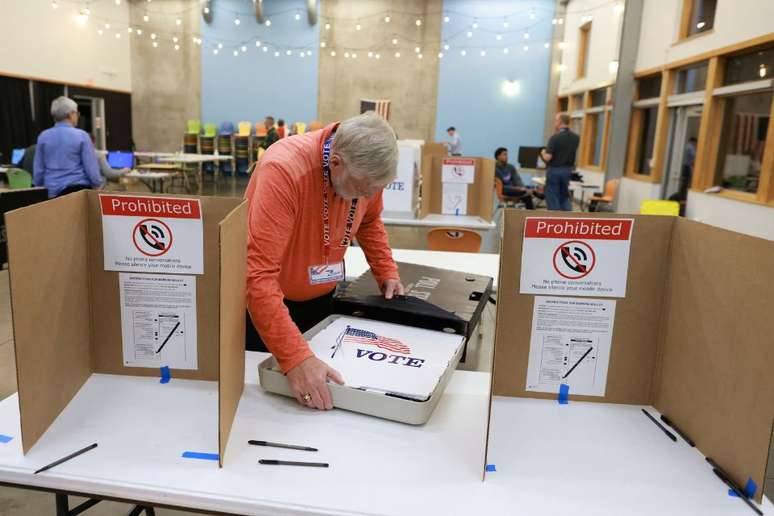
left=552, top=240, right=596, bottom=279
left=133, top=218, right=173, bottom=257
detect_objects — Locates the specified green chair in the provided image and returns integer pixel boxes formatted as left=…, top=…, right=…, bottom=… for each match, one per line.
left=204, top=123, right=217, bottom=138
left=7, top=168, right=32, bottom=189
left=186, top=119, right=202, bottom=135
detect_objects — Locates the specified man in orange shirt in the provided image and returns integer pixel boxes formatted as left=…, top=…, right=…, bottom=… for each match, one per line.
left=245, top=112, right=404, bottom=411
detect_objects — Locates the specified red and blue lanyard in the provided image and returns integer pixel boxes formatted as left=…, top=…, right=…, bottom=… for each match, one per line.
left=322, top=136, right=358, bottom=262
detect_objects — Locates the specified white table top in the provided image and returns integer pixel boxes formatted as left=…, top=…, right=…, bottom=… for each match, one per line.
left=382, top=214, right=496, bottom=230
left=158, top=154, right=233, bottom=164
left=133, top=152, right=176, bottom=159
left=345, top=247, right=500, bottom=290
left=126, top=171, right=175, bottom=179
left=530, top=176, right=592, bottom=189
left=0, top=352, right=768, bottom=514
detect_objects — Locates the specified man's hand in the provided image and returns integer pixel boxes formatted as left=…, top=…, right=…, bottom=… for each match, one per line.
left=286, top=356, right=344, bottom=410
left=382, top=279, right=405, bottom=299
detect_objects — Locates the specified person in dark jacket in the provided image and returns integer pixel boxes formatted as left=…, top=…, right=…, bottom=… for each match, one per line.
left=495, top=147, right=534, bottom=209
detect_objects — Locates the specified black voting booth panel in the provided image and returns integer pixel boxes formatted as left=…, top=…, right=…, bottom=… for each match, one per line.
left=333, top=262, right=493, bottom=361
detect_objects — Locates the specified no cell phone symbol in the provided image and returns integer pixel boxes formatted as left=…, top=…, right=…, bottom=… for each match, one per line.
left=552, top=240, right=596, bottom=279
left=132, top=218, right=173, bottom=257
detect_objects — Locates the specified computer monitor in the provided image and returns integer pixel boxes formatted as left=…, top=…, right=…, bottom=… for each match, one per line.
left=107, top=151, right=134, bottom=169
left=517, top=146, right=544, bottom=169
left=11, top=149, right=25, bottom=165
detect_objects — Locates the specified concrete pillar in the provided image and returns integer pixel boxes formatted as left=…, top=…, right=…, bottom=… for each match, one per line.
left=543, top=0, right=568, bottom=143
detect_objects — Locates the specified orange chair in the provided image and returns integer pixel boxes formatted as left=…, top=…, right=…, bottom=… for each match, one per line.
left=427, top=227, right=482, bottom=253
left=588, top=178, right=619, bottom=212
left=308, top=120, right=324, bottom=132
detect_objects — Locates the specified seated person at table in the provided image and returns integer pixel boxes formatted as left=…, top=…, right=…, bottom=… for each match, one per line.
left=495, top=147, right=534, bottom=209
left=33, top=96, right=103, bottom=198
left=92, top=136, right=128, bottom=186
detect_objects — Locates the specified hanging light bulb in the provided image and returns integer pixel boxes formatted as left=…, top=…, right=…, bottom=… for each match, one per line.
left=234, top=16, right=240, bottom=26
left=76, top=8, right=89, bottom=25
left=174, top=44, right=180, bottom=51
left=496, top=34, right=502, bottom=41
left=51, top=0, right=58, bottom=9
left=418, top=53, right=423, bottom=59
left=213, top=48, right=219, bottom=55
left=330, top=50, right=336, bottom=57
left=104, top=23, right=111, bottom=29
left=299, top=51, right=304, bottom=57
left=233, top=50, right=239, bottom=57
left=444, top=15, right=450, bottom=23
left=84, top=7, right=91, bottom=15
left=392, top=37, right=398, bottom=45
left=558, top=18, right=564, bottom=25
left=286, top=49, right=292, bottom=55
left=265, top=19, right=271, bottom=27
left=415, top=19, right=422, bottom=26
left=551, top=18, right=557, bottom=25
left=466, top=31, right=473, bottom=38
left=152, top=41, right=159, bottom=48
left=241, top=45, right=247, bottom=52
left=143, top=13, right=149, bottom=22
left=480, top=50, right=486, bottom=57
left=352, top=52, right=357, bottom=59
left=344, top=51, right=350, bottom=58
left=136, top=28, right=142, bottom=35
left=127, top=27, right=133, bottom=33
left=375, top=53, right=381, bottom=59
left=544, top=42, right=550, bottom=49
left=97, top=29, right=103, bottom=35
left=274, top=51, right=280, bottom=57
left=174, top=17, right=180, bottom=26
left=503, top=20, right=510, bottom=28
left=438, top=52, right=444, bottom=58
left=523, top=45, right=529, bottom=52
left=306, top=50, right=312, bottom=56
left=216, top=41, right=222, bottom=48
left=415, top=46, right=421, bottom=53
left=325, top=23, right=331, bottom=30
left=151, top=33, right=157, bottom=40
left=368, top=51, right=373, bottom=58
left=472, top=20, right=479, bottom=29
left=262, top=46, right=268, bottom=52
left=355, top=23, right=361, bottom=31
left=256, top=40, right=261, bottom=47
left=320, top=41, right=326, bottom=48
left=460, top=49, right=466, bottom=56
left=529, top=10, right=536, bottom=20
left=394, top=51, right=401, bottom=58
left=384, top=15, right=391, bottom=23
left=294, top=11, right=301, bottom=21
left=204, top=6, right=210, bottom=14
left=524, top=32, right=530, bottom=40
left=173, top=36, right=179, bottom=43
left=444, top=43, right=450, bottom=51
left=503, top=47, right=510, bottom=54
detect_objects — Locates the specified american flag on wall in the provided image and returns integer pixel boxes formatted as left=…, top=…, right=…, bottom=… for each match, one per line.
left=360, top=99, right=391, bottom=120
left=340, top=326, right=410, bottom=354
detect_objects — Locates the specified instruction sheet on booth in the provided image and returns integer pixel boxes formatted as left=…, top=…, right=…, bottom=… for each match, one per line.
left=119, top=273, right=198, bottom=370
left=526, top=296, right=616, bottom=397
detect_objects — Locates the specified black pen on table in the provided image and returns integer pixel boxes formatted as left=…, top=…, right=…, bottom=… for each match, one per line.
left=259, top=459, right=329, bottom=468
left=659, top=414, right=695, bottom=446
left=248, top=440, right=318, bottom=452
left=641, top=409, right=677, bottom=442
left=34, top=443, right=98, bottom=474
left=706, top=458, right=763, bottom=515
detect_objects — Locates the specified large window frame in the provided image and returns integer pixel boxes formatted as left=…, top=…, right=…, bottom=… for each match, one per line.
left=580, top=87, right=612, bottom=170
left=577, top=22, right=591, bottom=79
left=678, top=0, right=717, bottom=41
left=626, top=72, right=674, bottom=181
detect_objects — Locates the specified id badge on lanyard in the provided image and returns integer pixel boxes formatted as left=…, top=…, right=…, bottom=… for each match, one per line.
left=311, top=135, right=356, bottom=285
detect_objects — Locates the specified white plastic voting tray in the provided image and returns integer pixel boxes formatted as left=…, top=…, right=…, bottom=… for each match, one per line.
left=258, top=314, right=464, bottom=425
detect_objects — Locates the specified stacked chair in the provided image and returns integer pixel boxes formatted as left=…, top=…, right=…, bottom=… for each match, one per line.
left=184, top=119, right=200, bottom=153
left=235, top=122, right=252, bottom=176
left=218, top=122, right=234, bottom=177
left=200, top=123, right=217, bottom=176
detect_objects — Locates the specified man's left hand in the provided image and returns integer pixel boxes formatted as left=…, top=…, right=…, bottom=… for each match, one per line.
left=382, top=279, right=405, bottom=299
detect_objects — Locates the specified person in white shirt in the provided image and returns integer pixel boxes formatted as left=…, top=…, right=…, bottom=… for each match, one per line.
left=446, top=126, right=462, bottom=156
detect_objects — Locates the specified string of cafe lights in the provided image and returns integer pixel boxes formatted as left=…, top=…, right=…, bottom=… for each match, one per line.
left=48, top=0, right=624, bottom=60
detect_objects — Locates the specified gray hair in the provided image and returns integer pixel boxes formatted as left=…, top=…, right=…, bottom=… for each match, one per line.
left=331, top=112, right=398, bottom=184
left=51, top=96, right=78, bottom=122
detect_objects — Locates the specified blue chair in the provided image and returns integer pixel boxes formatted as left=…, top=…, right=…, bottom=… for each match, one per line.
left=218, top=122, right=235, bottom=176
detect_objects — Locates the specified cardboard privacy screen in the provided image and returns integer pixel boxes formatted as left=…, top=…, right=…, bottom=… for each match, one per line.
left=419, top=155, right=495, bottom=221
left=488, top=209, right=774, bottom=502
left=6, top=191, right=247, bottom=467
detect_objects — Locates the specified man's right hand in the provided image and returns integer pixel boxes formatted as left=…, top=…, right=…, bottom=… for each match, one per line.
left=286, top=356, right=344, bottom=410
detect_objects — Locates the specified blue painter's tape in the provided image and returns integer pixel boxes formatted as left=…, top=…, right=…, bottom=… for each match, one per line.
left=558, top=383, right=569, bottom=404
left=728, top=477, right=757, bottom=498
left=160, top=366, right=171, bottom=384
left=0, top=435, right=13, bottom=443
left=485, top=464, right=496, bottom=472
left=181, top=451, right=219, bottom=461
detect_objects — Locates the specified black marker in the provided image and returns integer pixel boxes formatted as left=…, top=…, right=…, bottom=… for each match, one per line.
left=259, top=459, right=328, bottom=468
left=659, top=414, right=695, bottom=446
left=249, top=440, right=318, bottom=452
left=709, top=466, right=762, bottom=515
left=641, top=409, right=676, bottom=442
left=34, top=443, right=98, bottom=474
left=155, top=321, right=180, bottom=354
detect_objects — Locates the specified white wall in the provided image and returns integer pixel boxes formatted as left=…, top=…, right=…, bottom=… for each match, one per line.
left=636, top=0, right=774, bottom=70
left=558, top=0, right=623, bottom=94
left=686, top=192, right=774, bottom=241
left=0, top=0, right=131, bottom=91
left=617, top=177, right=661, bottom=214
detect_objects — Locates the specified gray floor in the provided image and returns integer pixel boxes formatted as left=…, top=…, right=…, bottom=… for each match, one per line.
left=0, top=176, right=769, bottom=513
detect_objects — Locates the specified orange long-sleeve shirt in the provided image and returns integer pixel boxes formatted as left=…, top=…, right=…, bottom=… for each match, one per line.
left=245, top=122, right=400, bottom=373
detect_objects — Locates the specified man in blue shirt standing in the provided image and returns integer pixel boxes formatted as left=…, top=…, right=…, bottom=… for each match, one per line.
left=540, top=113, right=579, bottom=211
left=34, top=96, right=103, bottom=198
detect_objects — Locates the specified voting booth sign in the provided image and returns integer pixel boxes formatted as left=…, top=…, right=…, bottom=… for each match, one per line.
left=100, top=194, right=204, bottom=275
left=6, top=191, right=247, bottom=467
left=520, top=217, right=634, bottom=297
left=486, top=209, right=774, bottom=502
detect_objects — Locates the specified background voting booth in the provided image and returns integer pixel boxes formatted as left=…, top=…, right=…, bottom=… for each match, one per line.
left=381, top=140, right=423, bottom=219
left=420, top=155, right=495, bottom=221
left=259, top=263, right=493, bottom=424
left=486, top=210, right=774, bottom=503
left=6, top=191, right=247, bottom=467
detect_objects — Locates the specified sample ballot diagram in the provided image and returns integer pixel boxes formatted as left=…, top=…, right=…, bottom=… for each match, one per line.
left=129, top=312, right=186, bottom=361
left=526, top=296, right=616, bottom=397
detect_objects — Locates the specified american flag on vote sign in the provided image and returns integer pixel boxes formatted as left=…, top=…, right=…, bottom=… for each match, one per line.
left=360, top=99, right=391, bottom=121
left=341, top=326, right=410, bottom=354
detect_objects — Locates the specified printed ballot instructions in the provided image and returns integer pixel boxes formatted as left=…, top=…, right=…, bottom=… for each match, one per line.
left=442, top=182, right=468, bottom=215
left=526, top=296, right=616, bottom=397
left=100, top=194, right=204, bottom=275
left=520, top=217, right=634, bottom=298
left=309, top=316, right=464, bottom=400
left=119, top=273, right=198, bottom=370
left=441, top=158, right=476, bottom=183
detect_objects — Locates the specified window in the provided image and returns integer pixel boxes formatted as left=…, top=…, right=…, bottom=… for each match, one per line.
left=584, top=112, right=606, bottom=167
left=680, top=0, right=717, bottom=39
left=638, top=75, right=663, bottom=99
left=570, top=117, right=583, bottom=138
left=590, top=88, right=607, bottom=107
left=637, top=107, right=659, bottom=174
left=570, top=94, right=584, bottom=112
left=558, top=97, right=569, bottom=112
left=724, top=47, right=774, bottom=85
left=715, top=91, right=772, bottom=194
left=577, top=22, right=591, bottom=79
left=675, top=63, right=708, bottom=93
